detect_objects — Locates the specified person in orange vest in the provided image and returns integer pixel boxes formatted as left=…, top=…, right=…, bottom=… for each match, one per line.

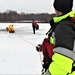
left=6, top=25, right=15, bottom=33
left=32, top=19, right=37, bottom=34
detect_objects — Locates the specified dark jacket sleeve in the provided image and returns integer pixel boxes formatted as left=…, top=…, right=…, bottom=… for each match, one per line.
left=54, top=20, right=75, bottom=50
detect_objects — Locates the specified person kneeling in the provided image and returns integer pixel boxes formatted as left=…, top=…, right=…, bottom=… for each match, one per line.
left=6, top=25, right=15, bottom=33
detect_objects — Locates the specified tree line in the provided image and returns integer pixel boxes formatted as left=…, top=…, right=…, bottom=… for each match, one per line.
left=0, top=10, right=56, bottom=23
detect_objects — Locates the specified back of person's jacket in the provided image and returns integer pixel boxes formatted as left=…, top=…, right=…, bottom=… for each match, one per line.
left=33, top=20, right=36, bottom=26
left=53, top=19, right=75, bottom=60
left=55, top=20, right=75, bottom=50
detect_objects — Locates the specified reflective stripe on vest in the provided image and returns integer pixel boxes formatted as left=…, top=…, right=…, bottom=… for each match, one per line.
left=53, top=47, right=75, bottom=60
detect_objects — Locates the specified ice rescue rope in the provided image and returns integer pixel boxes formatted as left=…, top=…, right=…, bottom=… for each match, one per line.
left=18, top=35, right=36, bottom=46
left=15, top=34, right=43, bottom=68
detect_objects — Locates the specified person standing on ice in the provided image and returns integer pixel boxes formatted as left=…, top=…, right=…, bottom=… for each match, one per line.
left=44, top=0, right=75, bottom=75
left=32, top=19, right=37, bottom=34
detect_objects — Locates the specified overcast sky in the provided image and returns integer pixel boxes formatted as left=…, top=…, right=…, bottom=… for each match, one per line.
left=0, top=0, right=75, bottom=14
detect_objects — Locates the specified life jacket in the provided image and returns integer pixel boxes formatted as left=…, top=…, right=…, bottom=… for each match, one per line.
left=42, top=36, right=54, bottom=59
left=41, top=25, right=55, bottom=72
left=41, top=36, right=54, bottom=73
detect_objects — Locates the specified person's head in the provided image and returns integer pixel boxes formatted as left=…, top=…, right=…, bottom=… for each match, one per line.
left=53, top=0, right=73, bottom=15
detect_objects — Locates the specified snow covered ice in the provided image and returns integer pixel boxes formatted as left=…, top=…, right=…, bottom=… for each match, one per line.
left=0, top=23, right=50, bottom=74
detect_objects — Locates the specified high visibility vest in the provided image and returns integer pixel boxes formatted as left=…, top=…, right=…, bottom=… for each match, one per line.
left=44, top=10, right=75, bottom=75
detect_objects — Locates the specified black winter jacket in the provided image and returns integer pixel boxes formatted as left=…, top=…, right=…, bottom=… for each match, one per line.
left=54, top=19, right=75, bottom=51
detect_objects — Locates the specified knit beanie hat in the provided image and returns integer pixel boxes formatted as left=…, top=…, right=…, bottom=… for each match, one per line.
left=53, top=0, right=73, bottom=13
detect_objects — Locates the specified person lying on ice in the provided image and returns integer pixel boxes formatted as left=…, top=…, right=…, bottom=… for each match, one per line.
left=6, top=24, right=15, bottom=33
left=36, top=0, right=75, bottom=75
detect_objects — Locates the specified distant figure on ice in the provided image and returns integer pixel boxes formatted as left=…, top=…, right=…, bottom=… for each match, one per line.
left=6, top=24, right=15, bottom=33
left=32, top=19, right=37, bottom=34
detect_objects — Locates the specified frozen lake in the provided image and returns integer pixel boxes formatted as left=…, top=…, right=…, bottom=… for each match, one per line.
left=0, top=23, right=50, bottom=74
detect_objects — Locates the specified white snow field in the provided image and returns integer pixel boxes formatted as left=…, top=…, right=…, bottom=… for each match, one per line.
left=0, top=23, right=50, bottom=74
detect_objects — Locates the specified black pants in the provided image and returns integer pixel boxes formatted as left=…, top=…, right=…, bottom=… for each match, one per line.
left=9, top=30, right=15, bottom=33
left=32, top=25, right=36, bottom=34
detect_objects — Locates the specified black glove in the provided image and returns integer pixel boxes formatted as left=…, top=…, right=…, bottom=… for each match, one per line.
left=42, top=58, right=49, bottom=71
left=46, top=32, right=48, bottom=35
left=36, top=44, right=42, bottom=52
left=42, top=63, right=49, bottom=72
